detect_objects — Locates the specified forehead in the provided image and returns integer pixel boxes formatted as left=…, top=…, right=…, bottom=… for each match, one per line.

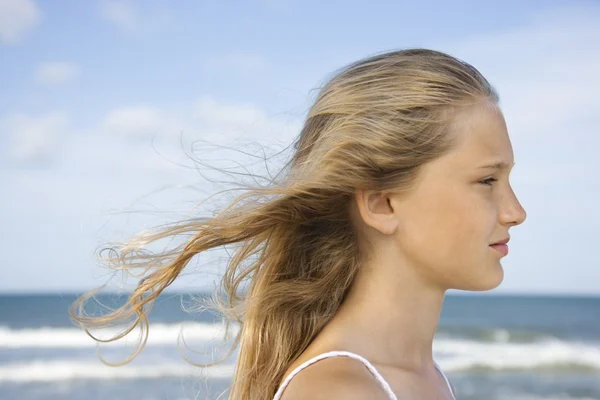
left=436, top=102, right=514, bottom=170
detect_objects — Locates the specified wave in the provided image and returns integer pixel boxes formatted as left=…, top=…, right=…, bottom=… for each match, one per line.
left=1, top=337, right=599, bottom=383
left=436, top=327, right=569, bottom=343
left=0, top=322, right=239, bottom=349
left=433, top=337, right=600, bottom=372
left=3, top=323, right=596, bottom=350
left=0, top=359, right=235, bottom=383
left=506, top=397, right=600, bottom=400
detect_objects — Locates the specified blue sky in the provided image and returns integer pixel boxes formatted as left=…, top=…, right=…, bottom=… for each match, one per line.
left=1, top=0, right=598, bottom=295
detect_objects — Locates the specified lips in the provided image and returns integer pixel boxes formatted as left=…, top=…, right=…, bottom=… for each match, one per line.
left=491, top=237, right=510, bottom=245
left=490, top=242, right=509, bottom=256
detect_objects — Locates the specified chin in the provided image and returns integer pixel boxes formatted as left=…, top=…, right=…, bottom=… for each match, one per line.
left=458, top=266, right=504, bottom=292
left=477, top=268, right=504, bottom=291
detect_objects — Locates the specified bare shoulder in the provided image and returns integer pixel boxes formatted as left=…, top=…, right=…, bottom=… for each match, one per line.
left=278, top=356, right=391, bottom=400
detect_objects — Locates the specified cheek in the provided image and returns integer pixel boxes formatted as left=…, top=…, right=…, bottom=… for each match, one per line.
left=403, top=190, right=487, bottom=259
left=446, top=196, right=483, bottom=241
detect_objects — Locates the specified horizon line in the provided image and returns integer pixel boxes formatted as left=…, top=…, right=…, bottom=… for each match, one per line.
left=0, top=289, right=599, bottom=299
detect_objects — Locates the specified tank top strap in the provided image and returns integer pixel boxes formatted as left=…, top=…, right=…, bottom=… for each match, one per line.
left=433, top=360, right=456, bottom=399
left=272, top=350, right=398, bottom=400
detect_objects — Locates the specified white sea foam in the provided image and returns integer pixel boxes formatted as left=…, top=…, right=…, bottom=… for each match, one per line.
left=433, top=336, right=600, bottom=371
left=2, top=325, right=600, bottom=383
left=0, top=359, right=234, bottom=383
left=0, top=322, right=239, bottom=348
left=2, top=338, right=600, bottom=383
left=509, top=397, right=600, bottom=400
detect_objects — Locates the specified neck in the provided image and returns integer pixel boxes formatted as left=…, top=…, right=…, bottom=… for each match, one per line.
left=321, top=254, right=446, bottom=372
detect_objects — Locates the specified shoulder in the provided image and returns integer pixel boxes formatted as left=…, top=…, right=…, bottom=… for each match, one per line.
left=278, top=355, right=392, bottom=400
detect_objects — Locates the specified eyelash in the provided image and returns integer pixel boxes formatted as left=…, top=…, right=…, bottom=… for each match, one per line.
left=479, top=177, right=498, bottom=186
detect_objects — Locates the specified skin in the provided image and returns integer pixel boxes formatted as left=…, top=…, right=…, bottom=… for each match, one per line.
left=279, top=99, right=527, bottom=399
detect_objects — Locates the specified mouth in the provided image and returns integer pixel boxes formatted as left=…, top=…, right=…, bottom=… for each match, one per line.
left=489, top=242, right=509, bottom=256
left=490, top=237, right=510, bottom=245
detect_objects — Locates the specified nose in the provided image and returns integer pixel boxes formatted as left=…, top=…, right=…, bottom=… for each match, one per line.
left=500, top=186, right=527, bottom=227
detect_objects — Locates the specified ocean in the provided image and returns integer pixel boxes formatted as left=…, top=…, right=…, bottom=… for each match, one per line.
left=0, top=292, right=599, bottom=400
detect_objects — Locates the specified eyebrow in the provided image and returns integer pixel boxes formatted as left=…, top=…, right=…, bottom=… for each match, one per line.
left=477, top=161, right=515, bottom=170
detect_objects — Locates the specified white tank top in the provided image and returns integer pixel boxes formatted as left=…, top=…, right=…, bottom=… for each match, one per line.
left=272, top=350, right=456, bottom=400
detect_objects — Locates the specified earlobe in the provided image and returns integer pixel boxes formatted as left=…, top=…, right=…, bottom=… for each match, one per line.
left=382, top=212, right=399, bottom=235
left=379, top=220, right=397, bottom=235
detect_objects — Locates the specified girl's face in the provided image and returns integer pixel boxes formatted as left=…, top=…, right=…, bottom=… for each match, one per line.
left=391, top=101, right=527, bottom=291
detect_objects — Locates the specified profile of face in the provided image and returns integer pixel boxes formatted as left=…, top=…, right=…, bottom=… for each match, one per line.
left=387, top=100, right=527, bottom=291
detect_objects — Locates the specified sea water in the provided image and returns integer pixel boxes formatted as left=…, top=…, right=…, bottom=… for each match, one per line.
left=1, top=292, right=599, bottom=400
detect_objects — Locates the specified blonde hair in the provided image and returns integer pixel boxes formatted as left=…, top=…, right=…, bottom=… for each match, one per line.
left=69, top=48, right=499, bottom=400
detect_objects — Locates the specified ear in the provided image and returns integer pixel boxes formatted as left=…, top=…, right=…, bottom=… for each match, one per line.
left=354, top=189, right=399, bottom=235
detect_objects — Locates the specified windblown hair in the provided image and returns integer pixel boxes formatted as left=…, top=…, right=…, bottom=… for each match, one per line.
left=69, top=48, right=499, bottom=400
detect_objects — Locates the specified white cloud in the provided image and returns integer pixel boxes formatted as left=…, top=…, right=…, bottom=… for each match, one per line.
left=98, top=98, right=302, bottom=179
left=104, top=106, right=169, bottom=139
left=193, top=96, right=299, bottom=141
left=100, top=1, right=138, bottom=32
left=104, top=97, right=301, bottom=143
left=0, top=112, right=69, bottom=165
left=0, top=98, right=300, bottom=174
left=34, top=62, right=80, bottom=85
left=0, top=0, right=41, bottom=44
left=99, top=0, right=172, bottom=33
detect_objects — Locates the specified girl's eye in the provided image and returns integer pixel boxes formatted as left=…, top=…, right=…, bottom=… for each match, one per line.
left=479, top=177, right=498, bottom=186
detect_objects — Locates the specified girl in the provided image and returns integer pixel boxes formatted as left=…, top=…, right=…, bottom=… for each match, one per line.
left=70, top=48, right=527, bottom=400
